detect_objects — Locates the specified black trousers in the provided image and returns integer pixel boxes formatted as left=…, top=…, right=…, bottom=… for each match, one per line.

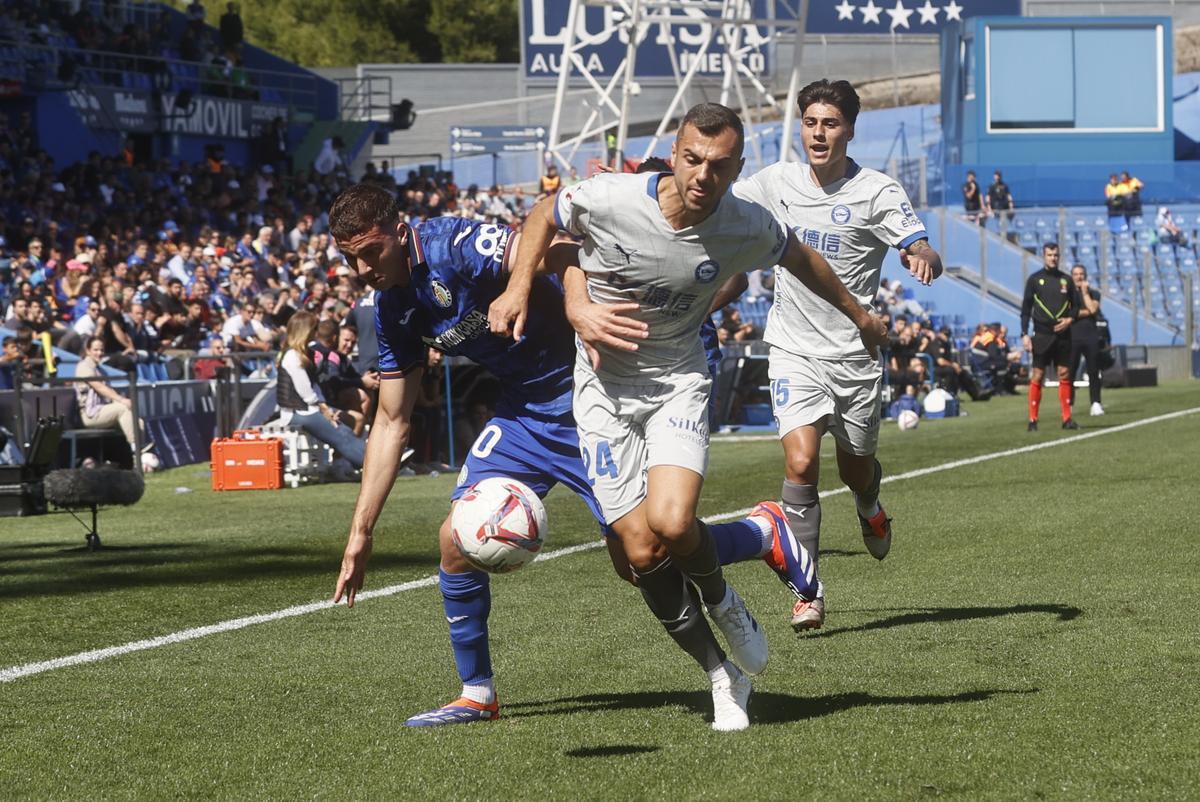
left=1069, top=338, right=1102, bottom=406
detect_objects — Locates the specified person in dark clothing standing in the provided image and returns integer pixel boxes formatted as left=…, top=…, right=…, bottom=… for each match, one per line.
left=1068, top=264, right=1105, bottom=417
left=219, top=2, right=243, bottom=51
left=986, top=170, right=1015, bottom=228
left=1020, top=243, right=1081, bottom=431
left=962, top=170, right=983, bottom=225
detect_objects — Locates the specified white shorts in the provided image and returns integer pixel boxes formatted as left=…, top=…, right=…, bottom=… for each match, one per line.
left=768, top=347, right=882, bottom=456
left=573, top=364, right=711, bottom=523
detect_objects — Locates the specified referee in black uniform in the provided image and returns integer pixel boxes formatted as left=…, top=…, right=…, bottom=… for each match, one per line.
left=1020, top=243, right=1082, bottom=431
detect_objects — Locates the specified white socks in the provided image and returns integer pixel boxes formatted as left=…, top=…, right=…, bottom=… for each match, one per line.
left=749, top=516, right=774, bottom=558
left=461, top=680, right=496, bottom=705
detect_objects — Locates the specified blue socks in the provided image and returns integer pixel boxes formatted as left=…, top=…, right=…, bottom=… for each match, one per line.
left=710, top=519, right=771, bottom=565
left=439, top=568, right=492, bottom=686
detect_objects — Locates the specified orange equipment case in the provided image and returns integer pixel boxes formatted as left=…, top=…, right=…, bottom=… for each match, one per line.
left=210, top=429, right=284, bottom=491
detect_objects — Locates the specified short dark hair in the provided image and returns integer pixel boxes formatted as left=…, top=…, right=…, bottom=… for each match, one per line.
left=329, top=184, right=401, bottom=243
left=679, top=103, right=744, bottom=156
left=636, top=157, right=672, bottom=174
left=316, top=319, right=337, bottom=340
left=796, top=79, right=861, bottom=126
left=1072, top=263, right=1087, bottom=276
left=1042, top=242, right=1059, bottom=252
left=2, top=336, right=14, bottom=347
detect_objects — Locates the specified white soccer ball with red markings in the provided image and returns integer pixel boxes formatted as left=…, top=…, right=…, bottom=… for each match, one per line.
left=896, top=409, right=920, bottom=431
left=451, top=477, right=547, bottom=573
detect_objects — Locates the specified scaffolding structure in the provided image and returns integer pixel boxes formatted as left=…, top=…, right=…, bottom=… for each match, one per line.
left=545, top=0, right=811, bottom=173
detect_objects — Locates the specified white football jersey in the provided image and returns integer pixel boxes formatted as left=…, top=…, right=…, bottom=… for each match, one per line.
left=556, top=171, right=787, bottom=382
left=734, top=159, right=927, bottom=360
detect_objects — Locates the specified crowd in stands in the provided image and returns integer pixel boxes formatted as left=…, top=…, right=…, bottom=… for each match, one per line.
left=0, top=0, right=264, bottom=102
left=0, top=108, right=553, bottom=465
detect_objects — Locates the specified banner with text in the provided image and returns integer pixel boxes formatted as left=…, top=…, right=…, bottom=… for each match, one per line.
left=522, top=0, right=771, bottom=80
left=64, top=88, right=289, bottom=139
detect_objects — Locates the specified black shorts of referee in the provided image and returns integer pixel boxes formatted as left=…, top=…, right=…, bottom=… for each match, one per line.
left=1030, top=331, right=1072, bottom=370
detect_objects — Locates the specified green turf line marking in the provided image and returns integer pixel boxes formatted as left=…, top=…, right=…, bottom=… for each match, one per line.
left=2, top=405, right=1196, bottom=684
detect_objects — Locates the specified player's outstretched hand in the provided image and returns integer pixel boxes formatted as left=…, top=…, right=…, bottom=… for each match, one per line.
left=567, top=299, right=648, bottom=371
left=333, top=531, right=373, bottom=608
left=857, top=312, right=889, bottom=358
left=899, top=247, right=935, bottom=286
left=487, top=288, right=528, bottom=341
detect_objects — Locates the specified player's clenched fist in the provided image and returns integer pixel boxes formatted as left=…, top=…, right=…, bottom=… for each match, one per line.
left=857, top=312, right=889, bottom=357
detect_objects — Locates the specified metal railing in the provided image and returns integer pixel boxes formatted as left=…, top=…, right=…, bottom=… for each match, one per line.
left=0, top=38, right=319, bottom=115
left=337, top=74, right=393, bottom=123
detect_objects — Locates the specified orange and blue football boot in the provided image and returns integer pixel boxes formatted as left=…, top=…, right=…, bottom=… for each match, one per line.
left=751, top=501, right=823, bottom=631
left=404, top=697, right=499, bottom=727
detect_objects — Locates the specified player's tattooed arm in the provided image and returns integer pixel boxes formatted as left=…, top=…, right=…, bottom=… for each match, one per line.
left=334, top=368, right=424, bottom=608
left=563, top=266, right=648, bottom=371
left=489, top=196, right=557, bottom=340
left=899, top=238, right=943, bottom=286
left=779, top=230, right=889, bottom=356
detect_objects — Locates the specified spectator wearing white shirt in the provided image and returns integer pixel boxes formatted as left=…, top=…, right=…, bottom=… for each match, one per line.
left=276, top=311, right=364, bottom=468
left=167, top=243, right=196, bottom=285
left=220, top=301, right=273, bottom=351
left=1156, top=207, right=1189, bottom=246
left=286, top=215, right=311, bottom=253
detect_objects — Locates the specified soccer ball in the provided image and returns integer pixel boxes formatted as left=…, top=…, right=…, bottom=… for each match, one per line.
left=451, top=477, right=547, bottom=573
left=141, top=452, right=161, bottom=472
left=896, top=410, right=920, bottom=431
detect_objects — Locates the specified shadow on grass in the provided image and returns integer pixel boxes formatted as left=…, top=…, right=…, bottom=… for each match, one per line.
left=807, top=603, right=1082, bottom=639
left=817, top=549, right=867, bottom=559
left=0, top=542, right=434, bottom=599
left=513, top=688, right=1036, bottom=726
left=564, top=745, right=661, bottom=758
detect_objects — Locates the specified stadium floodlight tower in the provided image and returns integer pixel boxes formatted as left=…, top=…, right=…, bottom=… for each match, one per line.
left=545, top=0, right=810, bottom=173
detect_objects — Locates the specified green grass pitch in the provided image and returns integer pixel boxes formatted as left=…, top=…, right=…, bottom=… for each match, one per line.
left=2, top=383, right=1199, bottom=800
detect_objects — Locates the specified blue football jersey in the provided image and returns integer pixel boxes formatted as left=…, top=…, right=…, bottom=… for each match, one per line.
left=376, top=217, right=576, bottom=416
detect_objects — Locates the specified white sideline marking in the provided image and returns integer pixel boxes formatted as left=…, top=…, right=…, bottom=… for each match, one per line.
left=3, top=406, right=1196, bottom=684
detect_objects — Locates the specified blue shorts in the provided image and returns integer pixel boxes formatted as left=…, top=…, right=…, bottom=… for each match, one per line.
left=451, top=408, right=609, bottom=536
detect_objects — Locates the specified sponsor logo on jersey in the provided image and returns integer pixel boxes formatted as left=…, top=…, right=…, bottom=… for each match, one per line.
left=613, top=243, right=639, bottom=265
left=796, top=227, right=843, bottom=258
left=422, top=309, right=489, bottom=351
left=694, top=260, right=720, bottom=283
left=431, top=280, right=453, bottom=308
left=398, top=307, right=415, bottom=325
left=831, top=204, right=852, bottom=225
left=899, top=201, right=922, bottom=229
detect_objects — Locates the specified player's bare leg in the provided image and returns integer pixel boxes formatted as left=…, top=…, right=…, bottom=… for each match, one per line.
left=837, top=447, right=891, bottom=561
left=779, top=424, right=826, bottom=628
left=405, top=508, right=499, bottom=727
